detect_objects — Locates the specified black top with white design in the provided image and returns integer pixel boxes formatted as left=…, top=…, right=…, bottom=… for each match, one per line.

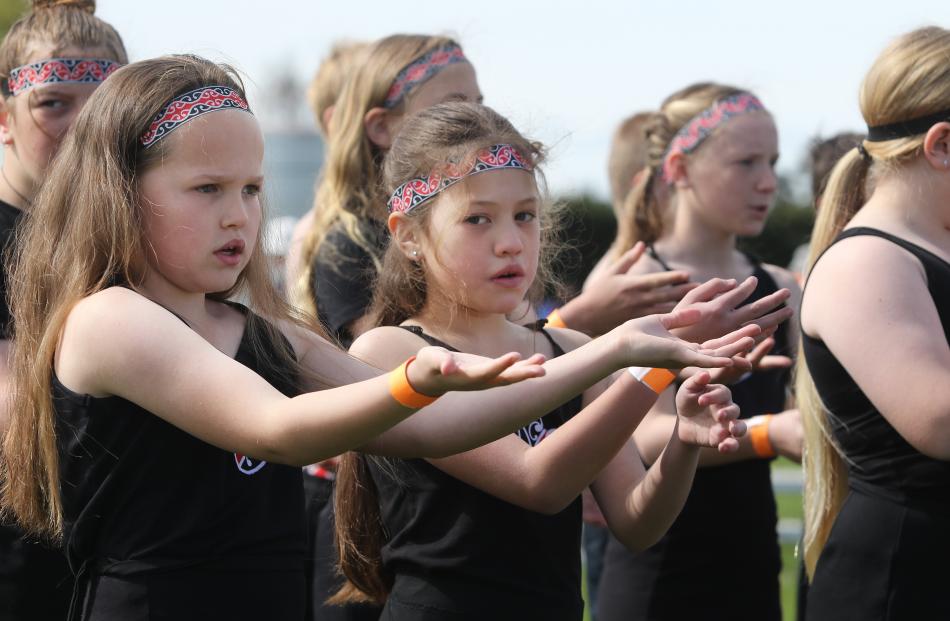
left=56, top=305, right=306, bottom=620
left=371, top=324, right=586, bottom=620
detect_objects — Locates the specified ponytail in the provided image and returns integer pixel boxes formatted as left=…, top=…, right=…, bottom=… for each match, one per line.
left=329, top=452, right=393, bottom=605
left=615, top=164, right=662, bottom=253
left=798, top=146, right=870, bottom=578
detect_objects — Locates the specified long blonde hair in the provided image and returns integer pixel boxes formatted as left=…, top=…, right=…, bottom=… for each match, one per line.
left=798, top=25, right=950, bottom=578
left=614, top=83, right=746, bottom=254
left=293, top=34, right=461, bottom=316
left=0, top=55, right=322, bottom=540
left=305, top=40, right=368, bottom=138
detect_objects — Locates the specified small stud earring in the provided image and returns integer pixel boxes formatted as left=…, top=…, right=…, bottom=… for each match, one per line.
left=944, top=159, right=948, bottom=167
left=411, top=250, right=418, bottom=258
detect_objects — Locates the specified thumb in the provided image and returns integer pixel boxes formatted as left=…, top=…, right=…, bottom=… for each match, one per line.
left=611, top=241, right=646, bottom=275
left=682, top=370, right=711, bottom=395
left=658, top=307, right=702, bottom=331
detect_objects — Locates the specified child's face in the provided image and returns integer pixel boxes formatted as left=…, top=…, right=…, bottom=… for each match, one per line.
left=138, top=109, right=264, bottom=297
left=0, top=44, right=112, bottom=190
left=421, top=168, right=541, bottom=315
left=678, top=112, right=779, bottom=238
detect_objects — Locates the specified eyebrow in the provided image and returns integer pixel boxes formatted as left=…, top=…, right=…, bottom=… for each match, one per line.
left=469, top=196, right=539, bottom=207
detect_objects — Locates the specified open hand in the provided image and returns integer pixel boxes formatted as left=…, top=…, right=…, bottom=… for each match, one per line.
left=675, top=371, right=744, bottom=453
left=616, top=307, right=759, bottom=370
left=705, top=336, right=794, bottom=386
left=407, top=347, right=547, bottom=396
left=562, top=242, right=697, bottom=335
left=669, top=276, right=794, bottom=344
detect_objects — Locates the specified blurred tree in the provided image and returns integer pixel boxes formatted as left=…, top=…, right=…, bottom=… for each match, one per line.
left=0, top=0, right=26, bottom=37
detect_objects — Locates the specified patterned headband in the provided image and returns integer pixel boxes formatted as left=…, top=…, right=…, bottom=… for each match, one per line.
left=388, top=143, right=532, bottom=214
left=140, top=85, right=251, bottom=149
left=5, top=58, right=121, bottom=97
left=384, top=43, right=467, bottom=109
left=662, top=93, right=766, bottom=182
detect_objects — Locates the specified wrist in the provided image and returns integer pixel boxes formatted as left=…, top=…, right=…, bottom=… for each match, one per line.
left=747, top=414, right=776, bottom=458
left=390, top=356, right=440, bottom=409
left=628, top=366, right=676, bottom=394
left=545, top=307, right=569, bottom=329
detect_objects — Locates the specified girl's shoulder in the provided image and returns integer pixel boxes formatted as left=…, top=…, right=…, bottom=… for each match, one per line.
left=349, top=325, right=429, bottom=368
left=542, top=326, right=591, bottom=354
left=760, top=262, right=802, bottom=297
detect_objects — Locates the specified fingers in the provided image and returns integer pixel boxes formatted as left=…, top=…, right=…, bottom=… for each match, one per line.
left=658, top=307, right=703, bottom=331
left=610, top=241, right=647, bottom=275
left=742, top=306, right=794, bottom=333
left=700, top=335, right=756, bottom=360
left=737, top=288, right=791, bottom=323
left=712, top=276, right=759, bottom=309
left=700, top=324, right=761, bottom=350
left=696, top=384, right=731, bottom=409
left=680, top=277, right=738, bottom=304
left=630, top=270, right=692, bottom=291
left=757, top=355, right=793, bottom=371
left=745, top=337, right=776, bottom=368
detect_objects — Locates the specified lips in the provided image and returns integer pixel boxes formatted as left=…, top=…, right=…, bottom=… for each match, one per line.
left=214, top=239, right=245, bottom=266
left=490, top=265, right=526, bottom=288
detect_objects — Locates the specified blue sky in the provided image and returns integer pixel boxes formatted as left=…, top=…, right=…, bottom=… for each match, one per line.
left=98, top=0, right=950, bottom=200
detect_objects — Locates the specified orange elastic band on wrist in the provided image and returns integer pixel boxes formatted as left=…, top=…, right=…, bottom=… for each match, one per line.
left=748, top=414, right=776, bottom=458
left=546, top=308, right=567, bottom=329
left=388, top=355, right=439, bottom=409
left=627, top=367, right=676, bottom=393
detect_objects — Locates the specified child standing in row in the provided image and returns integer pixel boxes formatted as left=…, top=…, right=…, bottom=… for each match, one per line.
left=0, top=1, right=127, bottom=618
left=328, top=102, right=788, bottom=620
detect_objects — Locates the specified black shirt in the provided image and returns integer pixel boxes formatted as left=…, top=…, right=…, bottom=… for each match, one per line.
left=57, top=307, right=307, bottom=620
left=309, top=219, right=388, bottom=348
left=372, top=325, right=586, bottom=620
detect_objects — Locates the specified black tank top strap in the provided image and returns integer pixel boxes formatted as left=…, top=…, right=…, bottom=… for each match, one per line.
left=397, top=325, right=460, bottom=352
left=531, top=320, right=567, bottom=357
left=835, top=226, right=950, bottom=268
left=647, top=244, right=675, bottom=271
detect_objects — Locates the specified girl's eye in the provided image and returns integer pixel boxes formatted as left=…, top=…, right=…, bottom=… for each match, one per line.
left=243, top=184, right=261, bottom=196
left=515, top=211, right=537, bottom=222
left=36, top=98, right=65, bottom=109
left=196, top=184, right=218, bottom=194
left=464, top=215, right=489, bottom=225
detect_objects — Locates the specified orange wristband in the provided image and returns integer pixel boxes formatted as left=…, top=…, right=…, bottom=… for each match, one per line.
left=627, top=367, right=676, bottom=393
left=546, top=308, right=567, bottom=329
left=388, top=356, right=439, bottom=409
left=748, top=414, right=775, bottom=458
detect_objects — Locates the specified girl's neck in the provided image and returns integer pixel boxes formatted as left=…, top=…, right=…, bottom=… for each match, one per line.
left=654, top=201, right=739, bottom=272
left=0, top=159, right=34, bottom=211
left=411, top=296, right=526, bottom=357
left=854, top=166, right=950, bottom=257
left=137, top=273, right=215, bottom=330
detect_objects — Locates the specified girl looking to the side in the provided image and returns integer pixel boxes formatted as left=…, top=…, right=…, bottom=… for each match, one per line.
left=332, top=102, right=760, bottom=620
left=0, top=55, right=754, bottom=621
left=799, top=26, right=950, bottom=620
left=595, top=83, right=801, bottom=621
left=0, top=1, right=126, bottom=618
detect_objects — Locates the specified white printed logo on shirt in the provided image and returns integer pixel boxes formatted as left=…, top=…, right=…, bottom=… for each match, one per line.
left=517, top=419, right=553, bottom=447
left=234, top=453, right=267, bottom=475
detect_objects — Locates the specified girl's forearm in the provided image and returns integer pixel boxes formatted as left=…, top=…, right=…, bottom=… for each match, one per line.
left=363, top=333, right=626, bottom=457
left=614, top=422, right=700, bottom=551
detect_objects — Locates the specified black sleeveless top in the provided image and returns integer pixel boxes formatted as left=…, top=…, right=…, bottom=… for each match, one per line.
left=802, top=227, right=950, bottom=503
left=598, top=250, right=788, bottom=621
left=371, top=324, right=586, bottom=620
left=56, top=306, right=307, bottom=620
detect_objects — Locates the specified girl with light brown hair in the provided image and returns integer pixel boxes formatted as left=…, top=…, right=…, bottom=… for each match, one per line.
left=0, top=1, right=126, bottom=617
left=798, top=26, right=950, bottom=619
left=325, top=101, right=800, bottom=619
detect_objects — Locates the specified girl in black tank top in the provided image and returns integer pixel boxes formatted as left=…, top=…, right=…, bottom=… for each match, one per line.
left=594, top=84, right=800, bottom=621
left=795, top=30, right=950, bottom=620
left=332, top=102, right=756, bottom=620
left=6, top=59, right=689, bottom=621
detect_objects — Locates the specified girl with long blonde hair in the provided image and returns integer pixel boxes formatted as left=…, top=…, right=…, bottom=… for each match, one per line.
left=595, top=83, right=800, bottom=621
left=799, top=26, right=950, bottom=619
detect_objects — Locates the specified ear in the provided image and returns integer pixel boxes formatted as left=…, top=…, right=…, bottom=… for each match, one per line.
left=364, top=106, right=395, bottom=149
left=320, top=104, right=335, bottom=137
left=0, top=97, right=13, bottom=146
left=666, top=152, right=690, bottom=188
left=388, top=212, right=422, bottom=259
left=922, top=121, right=950, bottom=171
